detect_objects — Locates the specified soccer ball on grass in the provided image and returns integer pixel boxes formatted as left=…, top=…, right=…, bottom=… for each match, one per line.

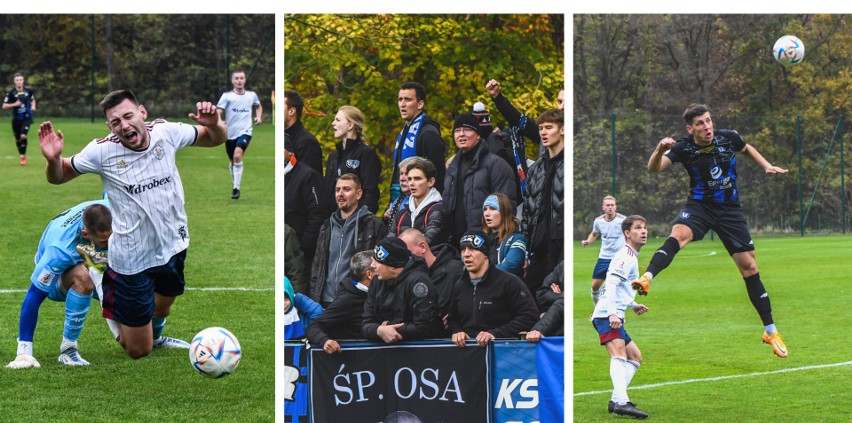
left=189, top=327, right=241, bottom=378
left=773, top=35, right=805, bottom=67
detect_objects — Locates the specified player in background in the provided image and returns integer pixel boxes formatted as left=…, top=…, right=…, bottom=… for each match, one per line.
left=217, top=69, right=262, bottom=199
left=3, top=72, right=37, bottom=165
left=6, top=200, right=110, bottom=369
left=591, top=215, right=650, bottom=419
left=631, top=103, right=789, bottom=358
left=38, top=89, right=228, bottom=359
left=582, top=195, right=626, bottom=305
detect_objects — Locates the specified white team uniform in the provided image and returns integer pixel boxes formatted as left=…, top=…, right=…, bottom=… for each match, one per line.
left=70, top=119, right=197, bottom=275
left=593, top=213, right=626, bottom=259
left=217, top=90, right=260, bottom=139
left=592, top=244, right=640, bottom=320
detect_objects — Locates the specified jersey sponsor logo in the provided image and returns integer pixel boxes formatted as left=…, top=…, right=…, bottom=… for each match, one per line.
left=708, top=177, right=732, bottom=189
left=710, top=166, right=722, bottom=180
left=152, top=145, right=165, bottom=160
left=412, top=281, right=429, bottom=298
left=59, top=208, right=85, bottom=228
left=230, top=107, right=252, bottom=113
left=124, top=176, right=172, bottom=195
left=346, top=159, right=361, bottom=169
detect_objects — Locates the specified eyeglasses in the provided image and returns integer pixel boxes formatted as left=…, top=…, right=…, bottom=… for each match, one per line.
left=453, top=127, right=476, bottom=135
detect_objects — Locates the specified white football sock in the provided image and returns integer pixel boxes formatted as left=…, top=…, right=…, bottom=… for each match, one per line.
left=591, top=287, right=601, bottom=305
left=16, top=339, right=33, bottom=356
left=233, top=162, right=244, bottom=189
left=610, top=356, right=630, bottom=404
left=625, top=359, right=641, bottom=387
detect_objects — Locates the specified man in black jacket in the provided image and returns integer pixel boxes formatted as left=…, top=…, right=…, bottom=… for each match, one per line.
left=448, top=230, right=538, bottom=348
left=399, top=228, right=463, bottom=335
left=285, top=133, right=325, bottom=287
left=284, top=90, right=323, bottom=174
left=522, top=109, right=564, bottom=292
left=444, top=113, right=518, bottom=246
left=361, top=237, right=439, bottom=343
left=306, top=251, right=375, bottom=354
left=390, top=81, right=447, bottom=203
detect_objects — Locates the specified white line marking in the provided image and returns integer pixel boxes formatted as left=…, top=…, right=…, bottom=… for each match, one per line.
left=575, top=361, right=852, bottom=396
left=0, top=287, right=272, bottom=294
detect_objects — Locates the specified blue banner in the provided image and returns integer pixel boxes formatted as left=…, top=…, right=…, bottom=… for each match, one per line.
left=310, top=342, right=491, bottom=423
left=492, top=341, right=538, bottom=423
left=284, top=342, right=309, bottom=423
left=536, top=338, right=564, bottom=423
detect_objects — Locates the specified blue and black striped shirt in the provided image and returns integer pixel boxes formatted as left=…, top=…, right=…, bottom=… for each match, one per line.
left=665, top=129, right=747, bottom=205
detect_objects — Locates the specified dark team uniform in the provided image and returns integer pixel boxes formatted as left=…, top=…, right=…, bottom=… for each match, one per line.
left=4, top=87, right=35, bottom=155
left=665, top=129, right=754, bottom=254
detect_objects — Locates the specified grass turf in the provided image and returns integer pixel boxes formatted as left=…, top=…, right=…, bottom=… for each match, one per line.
left=573, top=235, right=851, bottom=422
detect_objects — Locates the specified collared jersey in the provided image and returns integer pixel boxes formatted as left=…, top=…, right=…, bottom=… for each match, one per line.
left=70, top=119, right=197, bottom=274
left=32, top=199, right=110, bottom=287
left=591, top=244, right=640, bottom=320
left=665, top=129, right=747, bottom=205
left=217, top=90, right=260, bottom=139
left=592, top=213, right=626, bottom=259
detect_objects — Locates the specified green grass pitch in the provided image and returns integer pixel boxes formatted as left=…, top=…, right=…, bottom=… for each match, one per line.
left=573, top=235, right=852, bottom=422
left=0, top=117, right=274, bottom=422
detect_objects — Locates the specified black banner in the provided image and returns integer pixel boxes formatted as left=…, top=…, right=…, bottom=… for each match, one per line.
left=310, top=342, right=491, bottom=423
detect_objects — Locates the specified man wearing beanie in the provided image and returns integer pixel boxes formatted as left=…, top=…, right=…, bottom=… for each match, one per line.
left=444, top=112, right=518, bottom=247
left=448, top=230, right=538, bottom=348
left=284, top=132, right=325, bottom=293
left=361, top=237, right=440, bottom=343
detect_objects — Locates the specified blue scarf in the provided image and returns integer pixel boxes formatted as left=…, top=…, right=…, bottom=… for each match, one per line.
left=510, top=115, right=529, bottom=199
left=390, top=113, right=426, bottom=201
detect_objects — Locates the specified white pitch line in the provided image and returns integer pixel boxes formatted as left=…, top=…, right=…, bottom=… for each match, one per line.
left=0, top=287, right=271, bottom=294
left=575, top=361, right=852, bottom=396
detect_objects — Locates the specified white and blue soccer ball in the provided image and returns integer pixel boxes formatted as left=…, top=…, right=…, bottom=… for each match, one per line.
left=773, top=35, right=805, bottom=67
left=189, top=327, right=241, bottom=378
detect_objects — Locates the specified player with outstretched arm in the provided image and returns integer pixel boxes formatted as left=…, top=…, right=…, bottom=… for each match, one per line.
left=38, top=89, right=228, bottom=359
left=631, top=103, right=789, bottom=358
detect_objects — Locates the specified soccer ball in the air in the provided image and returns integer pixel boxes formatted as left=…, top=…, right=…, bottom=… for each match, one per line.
left=189, top=327, right=242, bottom=378
left=773, top=35, right=805, bottom=66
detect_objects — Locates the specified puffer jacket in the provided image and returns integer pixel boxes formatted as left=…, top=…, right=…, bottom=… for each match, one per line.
left=522, top=149, right=564, bottom=250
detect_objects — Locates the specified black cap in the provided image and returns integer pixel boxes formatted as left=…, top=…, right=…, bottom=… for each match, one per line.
left=459, top=229, right=490, bottom=258
left=454, top=113, right=481, bottom=133
left=373, top=237, right=411, bottom=268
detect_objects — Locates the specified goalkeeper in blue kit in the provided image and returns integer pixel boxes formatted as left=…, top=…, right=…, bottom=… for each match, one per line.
left=7, top=200, right=111, bottom=368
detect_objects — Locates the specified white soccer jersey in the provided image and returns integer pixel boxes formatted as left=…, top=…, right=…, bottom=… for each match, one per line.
left=71, top=119, right=197, bottom=274
left=593, top=213, right=626, bottom=259
left=592, top=244, right=640, bottom=320
left=217, top=90, right=260, bottom=139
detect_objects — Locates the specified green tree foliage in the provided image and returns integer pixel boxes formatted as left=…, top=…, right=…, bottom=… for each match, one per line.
left=0, top=14, right=274, bottom=118
left=285, top=14, right=565, bottom=209
left=573, top=14, right=851, bottom=236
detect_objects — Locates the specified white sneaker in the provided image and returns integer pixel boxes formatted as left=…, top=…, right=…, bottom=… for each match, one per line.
left=58, top=346, right=90, bottom=366
left=153, top=336, right=190, bottom=349
left=6, top=354, right=41, bottom=369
